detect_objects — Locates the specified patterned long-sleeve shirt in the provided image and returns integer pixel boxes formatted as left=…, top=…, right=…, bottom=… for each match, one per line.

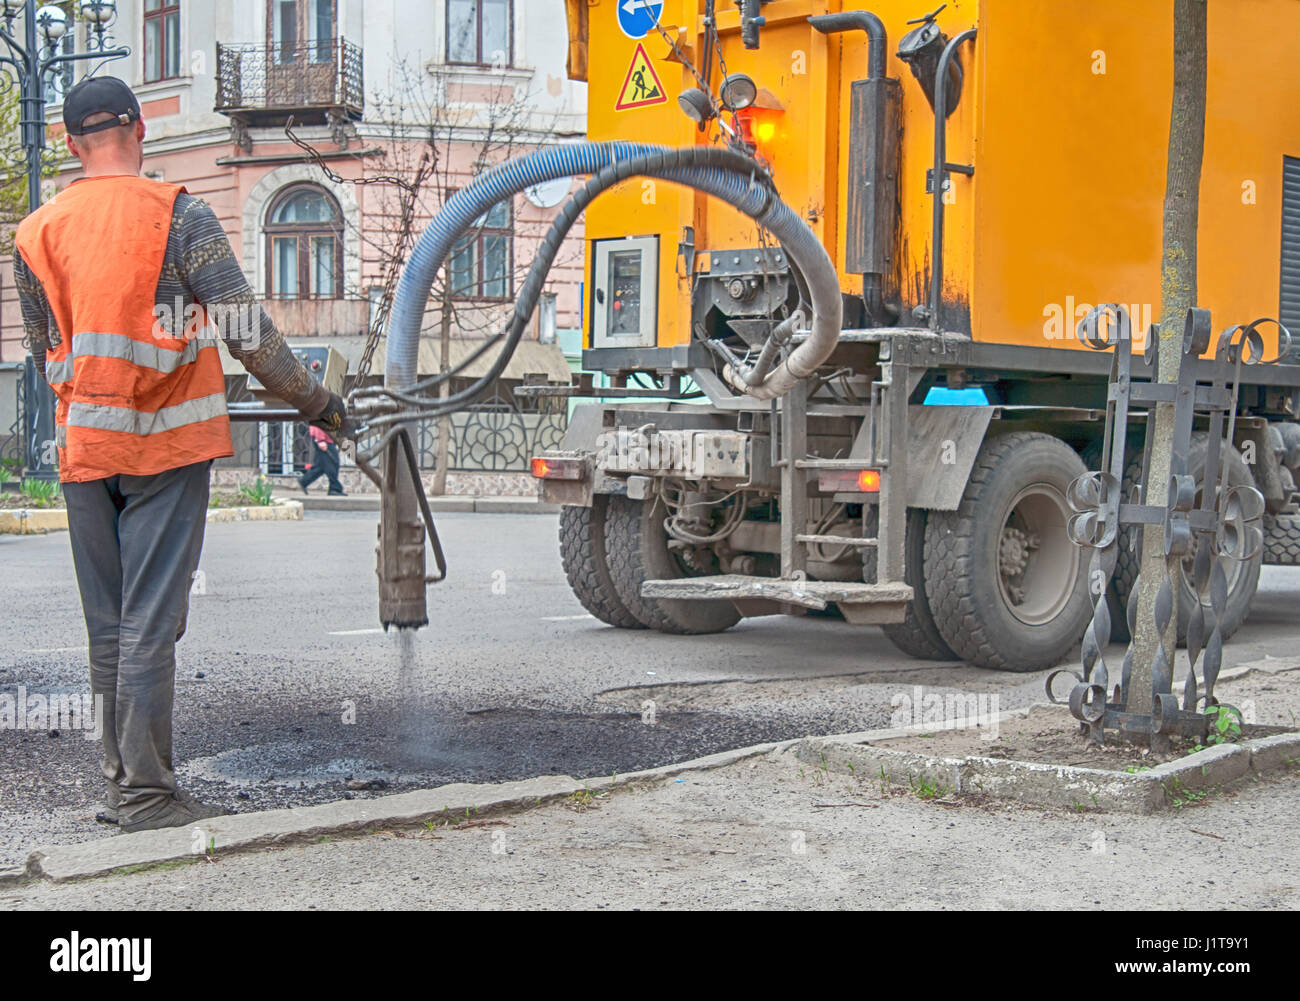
left=13, top=192, right=330, bottom=419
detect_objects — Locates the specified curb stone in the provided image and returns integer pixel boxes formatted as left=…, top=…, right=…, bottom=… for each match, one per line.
left=798, top=715, right=1299, bottom=815
left=1247, top=731, right=1300, bottom=773
left=0, top=508, right=68, bottom=535
left=289, top=494, right=558, bottom=515
left=1, top=499, right=306, bottom=534
left=792, top=658, right=1300, bottom=815
left=22, top=775, right=584, bottom=884
left=205, top=499, right=302, bottom=524
left=7, top=662, right=1298, bottom=886
left=471, top=497, right=559, bottom=515
left=12, top=739, right=797, bottom=885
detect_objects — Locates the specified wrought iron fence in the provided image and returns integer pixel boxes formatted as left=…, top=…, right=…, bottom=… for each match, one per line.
left=1051, top=305, right=1284, bottom=747
left=0, top=364, right=25, bottom=472
left=4, top=371, right=567, bottom=478
left=215, top=38, right=364, bottom=115
left=223, top=387, right=567, bottom=475
left=0, top=359, right=51, bottom=476
left=380, top=389, right=567, bottom=472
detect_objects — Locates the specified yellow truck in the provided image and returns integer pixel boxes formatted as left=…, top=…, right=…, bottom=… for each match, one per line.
left=533, top=0, right=1300, bottom=671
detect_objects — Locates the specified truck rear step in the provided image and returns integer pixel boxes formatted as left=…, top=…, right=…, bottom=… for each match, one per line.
left=640, top=575, right=912, bottom=624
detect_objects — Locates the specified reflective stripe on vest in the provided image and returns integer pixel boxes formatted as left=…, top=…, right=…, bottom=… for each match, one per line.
left=44, top=331, right=206, bottom=385
left=14, top=176, right=234, bottom=481
left=66, top=392, right=228, bottom=437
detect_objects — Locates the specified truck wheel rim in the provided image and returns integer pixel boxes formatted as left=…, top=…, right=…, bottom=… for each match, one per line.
left=997, top=483, right=1079, bottom=627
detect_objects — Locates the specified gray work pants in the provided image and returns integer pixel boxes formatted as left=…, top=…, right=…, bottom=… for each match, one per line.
left=63, top=460, right=211, bottom=825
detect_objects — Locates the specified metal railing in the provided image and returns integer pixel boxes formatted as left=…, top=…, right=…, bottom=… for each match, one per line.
left=222, top=390, right=567, bottom=475
left=215, top=38, right=363, bottom=116
left=0, top=364, right=26, bottom=472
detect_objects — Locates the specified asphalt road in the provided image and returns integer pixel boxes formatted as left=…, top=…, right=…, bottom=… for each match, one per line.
left=4, top=510, right=1300, bottom=867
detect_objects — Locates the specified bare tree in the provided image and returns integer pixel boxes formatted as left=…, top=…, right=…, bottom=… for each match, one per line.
left=1130, top=0, right=1208, bottom=740
left=292, top=56, right=575, bottom=494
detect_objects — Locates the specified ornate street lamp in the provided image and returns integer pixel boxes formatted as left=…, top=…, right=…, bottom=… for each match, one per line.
left=77, top=0, right=115, bottom=26
left=1, top=0, right=129, bottom=479
left=33, top=4, right=67, bottom=41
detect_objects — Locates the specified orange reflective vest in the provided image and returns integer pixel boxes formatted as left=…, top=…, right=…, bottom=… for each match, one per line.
left=15, top=175, right=233, bottom=483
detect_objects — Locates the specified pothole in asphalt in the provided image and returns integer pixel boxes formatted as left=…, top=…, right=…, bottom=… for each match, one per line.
left=181, top=743, right=431, bottom=788
left=178, top=709, right=805, bottom=794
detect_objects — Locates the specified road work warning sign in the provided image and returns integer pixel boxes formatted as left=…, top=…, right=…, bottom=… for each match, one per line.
left=616, top=43, right=667, bottom=111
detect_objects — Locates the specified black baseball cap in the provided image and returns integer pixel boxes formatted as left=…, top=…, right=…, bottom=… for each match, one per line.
left=63, top=76, right=141, bottom=135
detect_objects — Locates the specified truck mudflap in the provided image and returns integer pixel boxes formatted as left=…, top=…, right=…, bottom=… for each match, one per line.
left=639, top=575, right=913, bottom=625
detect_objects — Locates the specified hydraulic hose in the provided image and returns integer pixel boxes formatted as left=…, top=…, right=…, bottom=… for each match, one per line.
left=365, top=147, right=775, bottom=415
left=517, top=146, right=844, bottom=403
left=364, top=147, right=777, bottom=418
left=384, top=142, right=658, bottom=398
left=379, top=141, right=843, bottom=412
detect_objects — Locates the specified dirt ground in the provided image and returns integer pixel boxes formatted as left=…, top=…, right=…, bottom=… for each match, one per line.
left=0, top=494, right=62, bottom=510
left=877, top=666, right=1300, bottom=769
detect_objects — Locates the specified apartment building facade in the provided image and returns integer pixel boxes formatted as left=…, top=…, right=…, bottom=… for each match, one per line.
left=1, top=0, right=587, bottom=486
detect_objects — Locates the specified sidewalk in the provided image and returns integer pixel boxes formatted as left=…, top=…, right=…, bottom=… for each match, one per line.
left=3, top=742, right=1297, bottom=910
left=271, top=489, right=558, bottom=514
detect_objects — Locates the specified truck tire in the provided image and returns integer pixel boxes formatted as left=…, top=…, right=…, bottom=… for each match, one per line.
left=603, top=494, right=741, bottom=635
left=924, top=432, right=1092, bottom=672
left=558, top=500, right=643, bottom=629
left=1276, top=421, right=1300, bottom=471
left=1112, top=434, right=1261, bottom=644
left=876, top=509, right=959, bottom=660
left=1263, top=512, right=1300, bottom=565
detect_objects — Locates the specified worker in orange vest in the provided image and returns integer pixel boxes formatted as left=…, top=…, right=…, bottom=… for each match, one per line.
left=12, top=77, right=357, bottom=834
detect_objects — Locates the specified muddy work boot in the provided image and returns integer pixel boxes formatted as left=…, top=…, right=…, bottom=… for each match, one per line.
left=95, top=782, right=123, bottom=825
left=119, top=792, right=229, bottom=834
left=176, top=789, right=227, bottom=821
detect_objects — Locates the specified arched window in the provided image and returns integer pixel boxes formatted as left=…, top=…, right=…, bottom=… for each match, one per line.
left=265, top=184, right=343, bottom=299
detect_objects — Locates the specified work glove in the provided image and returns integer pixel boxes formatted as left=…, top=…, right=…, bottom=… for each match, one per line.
left=311, top=392, right=361, bottom=449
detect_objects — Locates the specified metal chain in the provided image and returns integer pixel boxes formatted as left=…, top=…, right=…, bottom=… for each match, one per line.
left=645, top=3, right=787, bottom=370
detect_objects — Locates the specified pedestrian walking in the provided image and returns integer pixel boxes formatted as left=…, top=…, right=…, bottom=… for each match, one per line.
left=299, top=424, right=347, bottom=495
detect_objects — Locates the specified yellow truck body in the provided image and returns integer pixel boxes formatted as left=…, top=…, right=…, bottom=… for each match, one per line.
left=575, top=0, right=1299, bottom=356
left=542, top=0, right=1300, bottom=673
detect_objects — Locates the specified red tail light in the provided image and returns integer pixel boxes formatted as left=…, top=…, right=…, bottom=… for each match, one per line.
left=531, top=456, right=584, bottom=481
left=817, top=468, right=882, bottom=494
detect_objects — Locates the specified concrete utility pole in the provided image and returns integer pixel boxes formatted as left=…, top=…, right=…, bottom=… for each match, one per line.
left=1130, top=0, right=1208, bottom=733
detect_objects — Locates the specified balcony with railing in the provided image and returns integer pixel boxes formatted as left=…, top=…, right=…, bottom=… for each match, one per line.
left=214, top=38, right=363, bottom=127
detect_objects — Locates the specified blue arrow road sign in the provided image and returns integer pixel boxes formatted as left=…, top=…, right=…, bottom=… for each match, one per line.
left=617, top=0, right=665, bottom=40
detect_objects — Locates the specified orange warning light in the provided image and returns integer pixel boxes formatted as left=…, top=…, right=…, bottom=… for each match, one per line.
left=735, top=107, right=784, bottom=154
